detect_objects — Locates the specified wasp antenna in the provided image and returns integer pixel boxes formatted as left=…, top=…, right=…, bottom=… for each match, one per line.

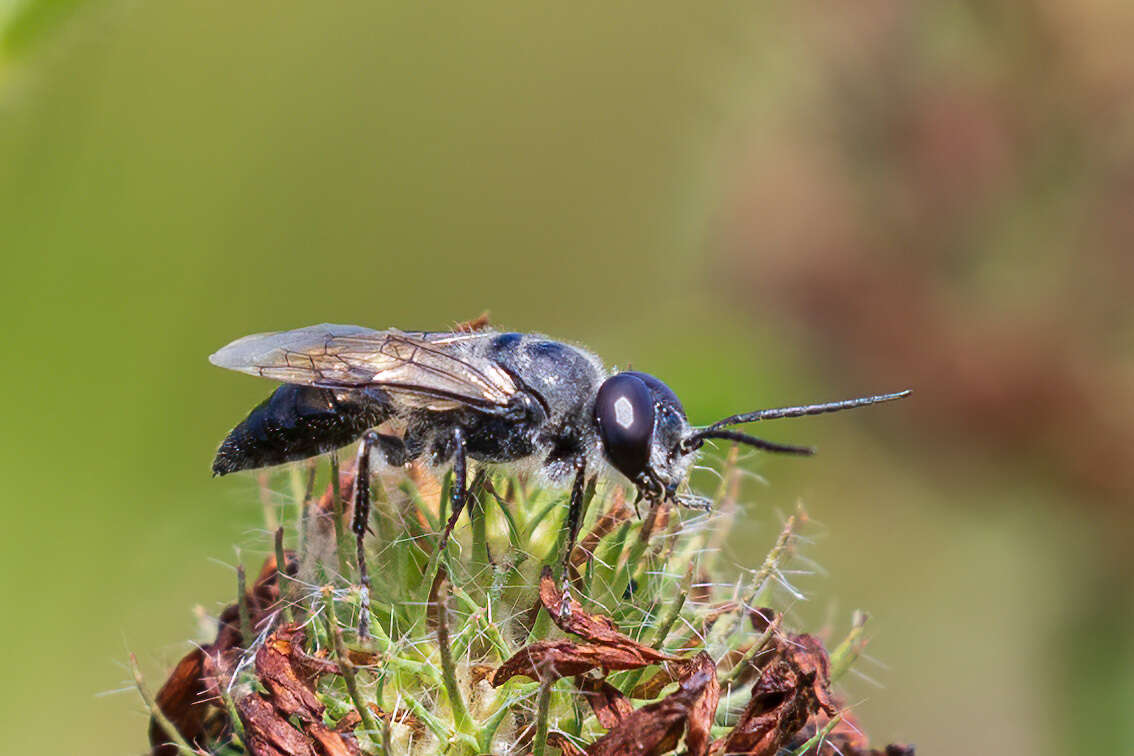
left=707, top=389, right=911, bottom=431
left=685, top=429, right=815, bottom=456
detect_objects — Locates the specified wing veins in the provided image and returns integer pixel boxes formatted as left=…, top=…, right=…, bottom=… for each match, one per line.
left=372, top=334, right=508, bottom=400
left=214, top=325, right=517, bottom=410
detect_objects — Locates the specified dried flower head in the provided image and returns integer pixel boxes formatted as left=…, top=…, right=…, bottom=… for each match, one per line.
left=141, top=448, right=912, bottom=756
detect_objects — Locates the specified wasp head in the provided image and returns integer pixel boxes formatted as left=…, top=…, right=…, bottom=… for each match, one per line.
left=594, top=371, right=910, bottom=509
left=593, top=371, right=698, bottom=506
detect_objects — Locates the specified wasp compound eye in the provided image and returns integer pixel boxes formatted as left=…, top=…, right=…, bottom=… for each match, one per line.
left=621, top=371, right=685, bottom=418
left=594, top=372, right=656, bottom=483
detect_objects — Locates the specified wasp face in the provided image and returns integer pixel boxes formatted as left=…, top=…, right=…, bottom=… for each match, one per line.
left=593, top=371, right=697, bottom=503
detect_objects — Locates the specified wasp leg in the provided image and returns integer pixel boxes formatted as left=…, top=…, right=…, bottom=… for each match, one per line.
left=561, top=459, right=588, bottom=576
left=439, top=428, right=468, bottom=549
left=350, top=432, right=406, bottom=536
left=351, top=433, right=376, bottom=536
left=371, top=433, right=409, bottom=470
left=352, top=431, right=382, bottom=640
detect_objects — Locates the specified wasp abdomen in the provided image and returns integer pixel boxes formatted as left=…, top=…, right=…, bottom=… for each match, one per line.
left=212, top=385, right=391, bottom=476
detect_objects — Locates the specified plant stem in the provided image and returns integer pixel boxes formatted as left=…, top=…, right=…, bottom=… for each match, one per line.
left=321, top=587, right=380, bottom=736
left=293, top=460, right=317, bottom=558
left=712, top=511, right=799, bottom=645
left=218, top=684, right=246, bottom=746
left=257, top=471, right=278, bottom=532
left=432, top=568, right=473, bottom=733
left=130, top=653, right=201, bottom=756
left=532, top=677, right=553, bottom=756
left=236, top=564, right=251, bottom=646
left=658, top=562, right=694, bottom=646
left=721, top=611, right=782, bottom=686
left=786, top=712, right=844, bottom=756
left=274, top=527, right=294, bottom=625
left=470, top=472, right=488, bottom=568
left=330, top=451, right=351, bottom=578
left=829, top=610, right=870, bottom=683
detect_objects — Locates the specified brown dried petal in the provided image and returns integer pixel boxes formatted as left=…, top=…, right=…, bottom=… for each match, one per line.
left=749, top=607, right=777, bottom=634
left=577, top=677, right=634, bottom=729
left=345, top=648, right=382, bottom=667
left=149, top=648, right=208, bottom=756
left=787, top=635, right=837, bottom=716
left=548, top=732, right=589, bottom=756
left=151, top=552, right=296, bottom=755
left=720, top=634, right=837, bottom=755
left=628, top=650, right=722, bottom=703
left=237, top=693, right=317, bottom=756
left=637, top=497, right=670, bottom=543
left=334, top=710, right=362, bottom=732
left=215, top=551, right=296, bottom=652
left=198, top=647, right=234, bottom=703
left=537, top=568, right=679, bottom=662
left=309, top=723, right=361, bottom=756
left=238, top=624, right=361, bottom=756
left=690, top=569, right=713, bottom=605
left=585, top=661, right=713, bottom=756
left=685, top=652, right=720, bottom=756
left=336, top=705, right=425, bottom=739
left=628, top=667, right=676, bottom=701
left=493, top=640, right=669, bottom=686
left=539, top=567, right=620, bottom=639
left=469, top=664, right=496, bottom=686
left=255, top=626, right=331, bottom=722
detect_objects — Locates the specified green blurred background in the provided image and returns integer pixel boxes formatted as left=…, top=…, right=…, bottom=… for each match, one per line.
left=2, top=1, right=1132, bottom=753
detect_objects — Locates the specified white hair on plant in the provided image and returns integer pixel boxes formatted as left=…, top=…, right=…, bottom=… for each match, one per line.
left=141, top=437, right=910, bottom=755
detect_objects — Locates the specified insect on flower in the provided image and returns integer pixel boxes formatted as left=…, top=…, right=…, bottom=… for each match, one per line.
left=209, top=323, right=909, bottom=553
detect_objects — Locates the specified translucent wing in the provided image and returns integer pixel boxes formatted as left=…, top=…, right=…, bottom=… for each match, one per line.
left=209, top=324, right=518, bottom=411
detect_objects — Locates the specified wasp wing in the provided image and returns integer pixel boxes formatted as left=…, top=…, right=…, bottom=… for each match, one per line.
left=209, top=324, right=517, bottom=411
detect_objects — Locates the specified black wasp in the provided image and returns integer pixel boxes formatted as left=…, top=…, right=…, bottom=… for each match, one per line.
left=210, top=323, right=909, bottom=555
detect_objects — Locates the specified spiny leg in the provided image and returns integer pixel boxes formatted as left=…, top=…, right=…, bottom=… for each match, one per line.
left=560, top=459, right=588, bottom=577
left=351, top=431, right=406, bottom=640
left=439, top=427, right=467, bottom=550
left=352, top=432, right=377, bottom=640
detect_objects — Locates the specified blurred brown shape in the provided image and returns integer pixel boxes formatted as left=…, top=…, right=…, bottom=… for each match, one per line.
left=453, top=311, right=492, bottom=332
left=714, top=1, right=1134, bottom=527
